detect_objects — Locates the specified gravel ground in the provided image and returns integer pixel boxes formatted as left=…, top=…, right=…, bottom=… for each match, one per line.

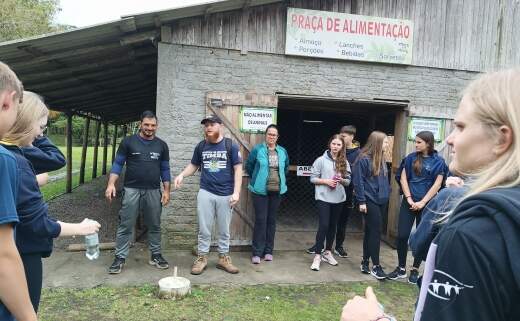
left=47, top=175, right=123, bottom=250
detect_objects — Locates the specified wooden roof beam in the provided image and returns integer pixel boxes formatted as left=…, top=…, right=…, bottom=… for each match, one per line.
left=78, top=97, right=155, bottom=112
left=28, top=69, right=155, bottom=92
left=55, top=92, right=154, bottom=109
left=119, top=30, right=160, bottom=46
left=21, top=60, right=155, bottom=86
left=46, top=83, right=155, bottom=106
left=48, top=86, right=155, bottom=106
left=10, top=43, right=124, bottom=67
left=119, top=17, right=137, bottom=33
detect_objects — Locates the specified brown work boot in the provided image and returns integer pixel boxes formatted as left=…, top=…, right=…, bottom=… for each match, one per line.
left=191, top=255, right=208, bottom=275
left=216, top=254, right=239, bottom=274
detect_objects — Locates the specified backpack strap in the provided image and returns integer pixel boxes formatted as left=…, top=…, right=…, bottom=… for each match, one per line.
left=224, top=137, right=234, bottom=174
left=224, top=137, right=232, bottom=161
left=196, top=140, right=206, bottom=171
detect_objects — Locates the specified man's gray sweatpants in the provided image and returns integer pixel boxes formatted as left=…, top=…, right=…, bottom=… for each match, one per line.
left=115, top=187, right=162, bottom=258
left=197, top=189, right=233, bottom=255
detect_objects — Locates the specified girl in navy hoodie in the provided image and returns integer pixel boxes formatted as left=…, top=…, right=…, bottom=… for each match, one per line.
left=353, top=131, right=390, bottom=280
left=0, top=91, right=100, bottom=312
left=388, top=131, right=447, bottom=284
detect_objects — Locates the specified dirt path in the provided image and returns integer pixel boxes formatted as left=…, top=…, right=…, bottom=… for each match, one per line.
left=47, top=175, right=121, bottom=249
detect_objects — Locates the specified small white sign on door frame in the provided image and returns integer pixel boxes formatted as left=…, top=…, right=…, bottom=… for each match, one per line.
left=239, top=107, right=277, bottom=133
left=297, top=165, right=313, bottom=177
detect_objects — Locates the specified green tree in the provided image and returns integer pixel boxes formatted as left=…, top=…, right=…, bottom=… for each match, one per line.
left=0, top=0, right=73, bottom=42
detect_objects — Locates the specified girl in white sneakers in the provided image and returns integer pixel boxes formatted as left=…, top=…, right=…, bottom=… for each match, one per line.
left=310, top=134, right=351, bottom=271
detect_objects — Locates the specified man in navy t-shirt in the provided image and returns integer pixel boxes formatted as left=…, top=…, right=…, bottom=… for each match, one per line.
left=0, top=61, right=37, bottom=321
left=174, top=115, right=242, bottom=275
left=105, top=110, right=171, bottom=274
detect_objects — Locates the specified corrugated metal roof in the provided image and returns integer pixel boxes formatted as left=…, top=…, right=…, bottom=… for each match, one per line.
left=0, top=0, right=281, bottom=124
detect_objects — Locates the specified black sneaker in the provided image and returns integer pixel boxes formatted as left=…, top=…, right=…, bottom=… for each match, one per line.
left=360, top=260, right=370, bottom=274
left=408, top=269, right=419, bottom=284
left=108, top=256, right=125, bottom=274
left=306, top=245, right=317, bottom=254
left=149, top=253, right=169, bottom=269
left=370, top=265, right=387, bottom=280
left=334, top=247, right=349, bottom=258
left=387, top=267, right=407, bottom=280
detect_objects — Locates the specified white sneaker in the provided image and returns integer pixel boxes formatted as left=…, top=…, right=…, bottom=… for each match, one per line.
left=321, top=251, right=338, bottom=266
left=311, top=255, right=321, bottom=271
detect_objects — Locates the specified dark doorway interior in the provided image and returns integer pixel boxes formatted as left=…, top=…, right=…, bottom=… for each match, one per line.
left=275, top=96, right=401, bottom=244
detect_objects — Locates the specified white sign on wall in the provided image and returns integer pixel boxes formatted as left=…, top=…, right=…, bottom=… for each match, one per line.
left=285, top=8, right=414, bottom=65
left=239, top=107, right=277, bottom=133
left=408, top=117, right=446, bottom=142
left=297, top=165, right=313, bottom=177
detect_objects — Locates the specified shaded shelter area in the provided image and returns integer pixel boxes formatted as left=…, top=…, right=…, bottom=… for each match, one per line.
left=0, top=0, right=281, bottom=192
left=0, top=18, right=161, bottom=192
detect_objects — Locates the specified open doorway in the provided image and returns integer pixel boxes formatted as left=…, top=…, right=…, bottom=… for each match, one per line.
left=274, top=95, right=406, bottom=250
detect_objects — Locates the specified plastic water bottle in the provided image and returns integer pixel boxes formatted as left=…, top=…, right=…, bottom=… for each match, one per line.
left=85, top=222, right=100, bottom=260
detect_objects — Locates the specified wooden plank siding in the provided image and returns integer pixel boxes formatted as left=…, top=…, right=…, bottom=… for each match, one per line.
left=162, top=0, right=519, bottom=72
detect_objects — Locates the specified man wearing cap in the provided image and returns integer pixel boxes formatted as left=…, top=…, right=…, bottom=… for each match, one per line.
left=174, top=115, right=242, bottom=275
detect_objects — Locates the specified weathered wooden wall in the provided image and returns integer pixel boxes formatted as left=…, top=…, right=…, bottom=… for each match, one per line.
left=163, top=0, right=520, bottom=72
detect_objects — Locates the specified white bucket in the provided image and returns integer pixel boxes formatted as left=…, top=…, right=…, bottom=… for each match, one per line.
left=158, top=267, right=191, bottom=300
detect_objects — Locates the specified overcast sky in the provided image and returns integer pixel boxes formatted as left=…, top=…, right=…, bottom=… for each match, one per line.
left=55, top=0, right=225, bottom=27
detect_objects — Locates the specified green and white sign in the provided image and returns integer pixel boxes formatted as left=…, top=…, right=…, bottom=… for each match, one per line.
left=408, top=117, right=445, bottom=142
left=239, top=107, right=277, bottom=133
left=285, top=8, right=414, bottom=64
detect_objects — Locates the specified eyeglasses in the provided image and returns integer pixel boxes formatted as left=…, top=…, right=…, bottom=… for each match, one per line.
left=266, top=133, right=278, bottom=137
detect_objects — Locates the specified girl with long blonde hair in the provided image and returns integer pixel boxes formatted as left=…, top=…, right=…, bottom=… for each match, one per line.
left=353, top=131, right=390, bottom=280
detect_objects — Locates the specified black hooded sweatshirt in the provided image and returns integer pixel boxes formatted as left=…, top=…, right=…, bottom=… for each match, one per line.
left=414, top=186, right=520, bottom=321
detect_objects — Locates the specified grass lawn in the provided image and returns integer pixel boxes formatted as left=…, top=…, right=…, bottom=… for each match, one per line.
left=40, top=282, right=417, bottom=321
left=40, top=145, right=114, bottom=201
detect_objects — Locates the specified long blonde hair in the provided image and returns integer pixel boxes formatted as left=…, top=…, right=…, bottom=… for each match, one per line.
left=359, top=131, right=387, bottom=176
left=436, top=69, right=520, bottom=225
left=2, top=91, right=48, bottom=146
left=461, top=69, right=520, bottom=197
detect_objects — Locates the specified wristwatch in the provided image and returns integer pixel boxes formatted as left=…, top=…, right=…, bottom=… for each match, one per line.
left=372, top=314, right=397, bottom=321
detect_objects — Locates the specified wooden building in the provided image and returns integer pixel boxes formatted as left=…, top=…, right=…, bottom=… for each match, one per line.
left=1, top=0, right=519, bottom=249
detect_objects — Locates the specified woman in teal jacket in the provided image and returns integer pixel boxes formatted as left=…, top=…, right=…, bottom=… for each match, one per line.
left=246, top=124, right=289, bottom=264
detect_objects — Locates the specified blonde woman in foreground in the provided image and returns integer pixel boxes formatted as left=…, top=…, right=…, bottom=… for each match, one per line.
left=341, top=69, right=520, bottom=321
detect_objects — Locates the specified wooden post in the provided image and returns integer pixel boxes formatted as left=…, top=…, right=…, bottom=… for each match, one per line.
left=92, top=120, right=101, bottom=179
left=66, top=113, right=73, bottom=193
left=79, top=117, right=90, bottom=185
left=122, top=124, right=128, bottom=138
left=111, top=125, right=118, bottom=164
left=386, top=110, right=408, bottom=246
left=102, top=122, right=109, bottom=175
